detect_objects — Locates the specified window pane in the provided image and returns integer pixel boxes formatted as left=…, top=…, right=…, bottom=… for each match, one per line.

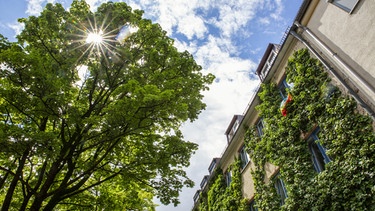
left=333, top=0, right=359, bottom=13
left=249, top=200, right=258, bottom=211
left=208, top=160, right=216, bottom=174
left=308, top=137, right=326, bottom=172
left=240, top=146, right=249, bottom=168
left=307, top=128, right=331, bottom=173
left=257, top=119, right=264, bottom=137
left=316, top=142, right=332, bottom=164
left=274, top=176, right=287, bottom=205
left=226, top=171, right=232, bottom=187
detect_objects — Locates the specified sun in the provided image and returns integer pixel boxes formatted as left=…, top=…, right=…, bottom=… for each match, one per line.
left=86, top=30, right=103, bottom=44
left=70, top=15, right=139, bottom=66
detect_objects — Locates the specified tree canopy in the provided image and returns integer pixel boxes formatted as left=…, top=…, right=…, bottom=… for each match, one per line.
left=0, top=1, right=214, bottom=210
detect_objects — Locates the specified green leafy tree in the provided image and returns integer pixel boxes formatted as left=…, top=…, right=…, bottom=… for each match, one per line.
left=0, top=1, right=214, bottom=210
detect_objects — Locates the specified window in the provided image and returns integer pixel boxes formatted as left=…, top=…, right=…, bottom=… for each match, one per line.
left=260, top=51, right=276, bottom=79
left=329, top=0, right=360, bottom=13
left=208, top=158, right=219, bottom=174
left=249, top=200, right=258, bottom=211
left=256, top=118, right=264, bottom=137
left=274, top=175, right=287, bottom=205
left=225, top=171, right=232, bottom=187
left=193, top=190, right=200, bottom=203
left=257, top=44, right=279, bottom=81
left=267, top=52, right=275, bottom=64
left=228, top=121, right=239, bottom=141
left=200, top=175, right=209, bottom=189
left=307, top=128, right=331, bottom=173
left=239, top=145, right=250, bottom=169
left=233, top=121, right=239, bottom=132
left=260, top=63, right=270, bottom=80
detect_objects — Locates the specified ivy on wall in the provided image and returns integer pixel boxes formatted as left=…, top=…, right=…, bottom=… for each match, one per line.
left=194, top=159, right=248, bottom=211
left=244, top=49, right=375, bottom=210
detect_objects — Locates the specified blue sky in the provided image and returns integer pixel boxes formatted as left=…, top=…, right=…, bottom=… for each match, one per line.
left=0, top=0, right=302, bottom=210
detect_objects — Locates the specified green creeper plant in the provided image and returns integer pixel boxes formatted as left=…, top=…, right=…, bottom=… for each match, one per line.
left=244, top=48, right=375, bottom=210
left=195, top=159, right=247, bottom=211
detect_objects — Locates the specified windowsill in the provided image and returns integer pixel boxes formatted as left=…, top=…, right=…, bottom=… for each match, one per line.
left=301, top=124, right=319, bottom=140
left=240, top=161, right=252, bottom=174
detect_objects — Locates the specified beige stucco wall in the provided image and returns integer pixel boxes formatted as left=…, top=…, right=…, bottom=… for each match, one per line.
left=263, top=162, right=279, bottom=183
left=305, top=0, right=375, bottom=104
left=219, top=127, right=258, bottom=200
left=220, top=134, right=244, bottom=172
left=241, top=160, right=255, bottom=199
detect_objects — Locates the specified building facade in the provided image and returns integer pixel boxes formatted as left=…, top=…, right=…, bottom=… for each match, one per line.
left=192, top=0, right=375, bottom=210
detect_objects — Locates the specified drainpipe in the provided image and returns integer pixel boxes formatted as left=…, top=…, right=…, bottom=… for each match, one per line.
left=294, top=21, right=375, bottom=98
left=289, top=29, right=375, bottom=120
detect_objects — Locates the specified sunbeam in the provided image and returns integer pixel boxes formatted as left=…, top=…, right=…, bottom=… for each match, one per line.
left=86, top=30, right=103, bottom=44
left=65, top=12, right=140, bottom=89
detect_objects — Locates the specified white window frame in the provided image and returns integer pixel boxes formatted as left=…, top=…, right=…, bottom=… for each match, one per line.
left=249, top=200, right=258, bottom=211
left=200, top=175, right=209, bottom=189
left=239, top=145, right=250, bottom=169
left=328, top=0, right=360, bottom=14
left=208, top=159, right=217, bottom=174
left=193, top=190, right=200, bottom=202
left=256, top=118, right=265, bottom=137
left=260, top=51, right=276, bottom=80
left=274, top=174, right=288, bottom=205
left=225, top=171, right=232, bottom=187
left=228, top=120, right=239, bottom=141
left=307, top=128, right=331, bottom=173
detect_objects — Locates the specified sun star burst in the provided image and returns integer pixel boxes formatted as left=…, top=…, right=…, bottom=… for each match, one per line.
left=86, top=30, right=103, bottom=44
left=69, top=14, right=138, bottom=67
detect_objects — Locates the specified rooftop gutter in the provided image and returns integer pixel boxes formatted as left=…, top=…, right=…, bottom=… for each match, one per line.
left=294, top=21, right=375, bottom=98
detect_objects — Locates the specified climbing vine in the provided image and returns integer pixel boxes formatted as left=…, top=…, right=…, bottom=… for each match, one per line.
left=244, top=48, right=375, bottom=210
left=194, top=159, right=248, bottom=211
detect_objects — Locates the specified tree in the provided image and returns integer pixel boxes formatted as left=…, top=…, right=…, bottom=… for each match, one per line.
left=0, top=1, right=214, bottom=210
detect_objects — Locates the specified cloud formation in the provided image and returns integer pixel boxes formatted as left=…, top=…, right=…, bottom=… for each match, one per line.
left=7, top=22, right=25, bottom=36
left=26, top=0, right=55, bottom=16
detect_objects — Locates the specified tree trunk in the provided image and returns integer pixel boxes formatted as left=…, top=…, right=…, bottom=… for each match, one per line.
left=0, top=171, right=10, bottom=189
left=1, top=149, right=29, bottom=211
left=42, top=193, right=61, bottom=211
left=19, top=193, right=33, bottom=211
left=29, top=157, right=65, bottom=211
left=30, top=195, right=44, bottom=211
left=29, top=164, right=59, bottom=211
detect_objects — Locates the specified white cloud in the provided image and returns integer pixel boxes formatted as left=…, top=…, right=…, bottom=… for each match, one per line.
left=26, top=0, right=55, bottom=16
left=127, top=0, right=209, bottom=39
left=208, top=0, right=262, bottom=38
left=165, top=1, right=208, bottom=38
left=177, top=14, right=207, bottom=40
left=84, top=0, right=108, bottom=11
left=259, top=17, right=271, bottom=25
left=193, top=35, right=255, bottom=73
left=270, top=0, right=284, bottom=20
left=7, top=22, right=25, bottom=36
